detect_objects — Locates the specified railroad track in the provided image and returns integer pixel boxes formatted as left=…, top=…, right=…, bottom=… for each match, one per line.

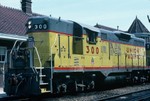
left=41, top=83, right=150, bottom=101
left=0, top=93, right=59, bottom=101
left=0, top=96, right=31, bottom=101
left=1, top=83, right=150, bottom=101
left=98, top=89, right=150, bottom=101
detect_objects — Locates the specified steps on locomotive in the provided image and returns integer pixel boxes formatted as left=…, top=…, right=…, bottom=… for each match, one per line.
left=39, top=75, right=46, bottom=77
left=36, top=67, right=50, bottom=93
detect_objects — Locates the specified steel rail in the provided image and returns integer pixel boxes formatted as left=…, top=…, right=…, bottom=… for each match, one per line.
left=97, top=89, right=150, bottom=101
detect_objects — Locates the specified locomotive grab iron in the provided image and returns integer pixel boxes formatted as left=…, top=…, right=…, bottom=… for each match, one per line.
left=4, top=16, right=150, bottom=96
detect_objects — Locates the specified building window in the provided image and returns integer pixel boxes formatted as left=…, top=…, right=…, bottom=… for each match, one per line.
left=0, top=47, right=7, bottom=63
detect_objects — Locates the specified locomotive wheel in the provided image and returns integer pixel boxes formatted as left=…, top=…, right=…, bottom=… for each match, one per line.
left=89, top=81, right=95, bottom=90
left=67, top=81, right=76, bottom=94
left=86, top=81, right=95, bottom=91
left=57, top=83, right=67, bottom=94
left=53, top=81, right=60, bottom=94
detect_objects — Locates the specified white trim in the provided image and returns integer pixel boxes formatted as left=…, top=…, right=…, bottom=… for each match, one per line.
left=0, top=46, right=7, bottom=63
left=0, top=33, right=28, bottom=41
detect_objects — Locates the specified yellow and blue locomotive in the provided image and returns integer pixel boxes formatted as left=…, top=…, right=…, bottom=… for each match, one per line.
left=4, top=16, right=150, bottom=96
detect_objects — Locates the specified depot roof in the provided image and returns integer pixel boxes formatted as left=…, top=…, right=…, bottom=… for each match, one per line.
left=0, top=33, right=28, bottom=41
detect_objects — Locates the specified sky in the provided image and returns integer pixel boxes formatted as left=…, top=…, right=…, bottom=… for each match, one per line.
left=1, top=0, right=150, bottom=31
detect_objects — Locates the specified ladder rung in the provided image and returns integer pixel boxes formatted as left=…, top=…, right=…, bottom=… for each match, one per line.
left=40, top=75, right=46, bottom=77
left=40, top=83, right=49, bottom=85
left=36, top=67, right=44, bottom=69
left=42, top=90, right=50, bottom=93
left=41, top=88, right=50, bottom=93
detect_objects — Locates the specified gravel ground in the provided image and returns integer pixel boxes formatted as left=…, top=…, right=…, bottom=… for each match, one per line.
left=40, top=83, right=150, bottom=101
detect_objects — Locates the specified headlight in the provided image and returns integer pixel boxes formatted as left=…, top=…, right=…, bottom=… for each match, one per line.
left=28, top=25, right=32, bottom=29
left=28, top=21, right=32, bottom=29
left=28, top=21, right=32, bottom=25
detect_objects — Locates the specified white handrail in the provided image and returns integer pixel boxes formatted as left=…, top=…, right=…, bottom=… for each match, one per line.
left=2, top=50, right=7, bottom=73
left=34, top=46, right=42, bottom=67
left=9, top=40, right=19, bottom=68
left=50, top=34, right=58, bottom=93
left=2, top=50, right=8, bottom=87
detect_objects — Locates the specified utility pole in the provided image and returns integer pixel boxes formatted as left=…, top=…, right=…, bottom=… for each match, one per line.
left=147, top=15, right=150, bottom=23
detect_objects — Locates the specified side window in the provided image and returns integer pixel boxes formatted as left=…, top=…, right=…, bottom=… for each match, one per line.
left=0, top=47, right=7, bottom=63
left=73, top=23, right=83, bottom=54
left=86, top=29, right=98, bottom=44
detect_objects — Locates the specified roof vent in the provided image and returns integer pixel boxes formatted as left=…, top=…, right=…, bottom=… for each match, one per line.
left=21, top=0, right=32, bottom=14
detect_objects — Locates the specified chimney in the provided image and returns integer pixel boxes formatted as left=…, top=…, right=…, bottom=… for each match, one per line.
left=21, top=0, right=32, bottom=14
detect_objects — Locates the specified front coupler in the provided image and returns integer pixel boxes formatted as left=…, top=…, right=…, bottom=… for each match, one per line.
left=4, top=68, right=41, bottom=96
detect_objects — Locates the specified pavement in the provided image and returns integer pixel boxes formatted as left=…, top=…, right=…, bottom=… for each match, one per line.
left=0, top=88, right=4, bottom=94
left=0, top=74, right=7, bottom=98
left=0, top=87, right=6, bottom=98
left=0, top=74, right=5, bottom=94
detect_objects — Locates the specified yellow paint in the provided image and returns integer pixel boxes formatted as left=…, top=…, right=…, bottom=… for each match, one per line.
left=28, top=32, right=146, bottom=69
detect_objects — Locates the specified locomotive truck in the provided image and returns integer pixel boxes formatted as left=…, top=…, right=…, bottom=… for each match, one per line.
left=4, top=16, right=150, bottom=96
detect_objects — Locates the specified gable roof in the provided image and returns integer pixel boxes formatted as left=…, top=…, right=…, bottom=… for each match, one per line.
left=128, top=17, right=149, bottom=33
left=0, top=5, right=41, bottom=35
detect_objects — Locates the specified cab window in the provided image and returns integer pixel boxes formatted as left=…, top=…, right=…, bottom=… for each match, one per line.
left=85, top=28, right=98, bottom=44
